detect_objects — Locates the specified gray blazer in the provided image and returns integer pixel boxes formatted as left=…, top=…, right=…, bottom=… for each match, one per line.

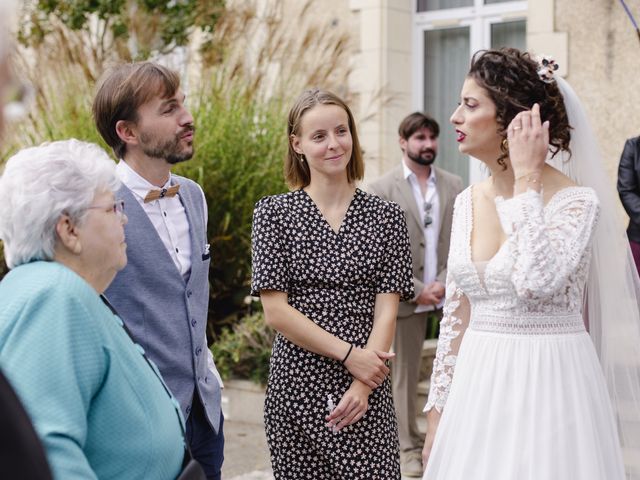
left=368, top=164, right=463, bottom=318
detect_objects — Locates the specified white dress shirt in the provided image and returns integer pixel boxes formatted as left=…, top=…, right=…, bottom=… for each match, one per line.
left=116, top=161, right=202, bottom=278
left=403, top=160, right=443, bottom=312
left=115, top=161, right=222, bottom=386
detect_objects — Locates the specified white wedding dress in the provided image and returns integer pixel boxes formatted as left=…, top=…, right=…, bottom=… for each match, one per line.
left=423, top=185, right=626, bottom=480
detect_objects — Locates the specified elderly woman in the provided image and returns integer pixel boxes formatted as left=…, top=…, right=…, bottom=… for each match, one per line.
left=0, top=139, right=188, bottom=479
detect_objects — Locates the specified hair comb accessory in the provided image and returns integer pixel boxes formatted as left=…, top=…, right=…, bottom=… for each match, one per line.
left=536, top=55, right=559, bottom=84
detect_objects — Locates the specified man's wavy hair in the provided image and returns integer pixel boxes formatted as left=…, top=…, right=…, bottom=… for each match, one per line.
left=468, top=48, right=571, bottom=169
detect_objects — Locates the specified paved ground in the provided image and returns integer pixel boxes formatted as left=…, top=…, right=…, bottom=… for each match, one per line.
left=223, top=420, right=273, bottom=480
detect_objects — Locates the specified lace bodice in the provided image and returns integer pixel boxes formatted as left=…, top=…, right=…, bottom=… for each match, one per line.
left=425, top=186, right=600, bottom=413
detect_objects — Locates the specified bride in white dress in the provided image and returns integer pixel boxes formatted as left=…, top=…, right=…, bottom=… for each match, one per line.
left=422, top=48, right=640, bottom=479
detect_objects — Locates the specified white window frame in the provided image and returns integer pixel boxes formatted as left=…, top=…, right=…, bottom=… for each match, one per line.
left=412, top=0, right=527, bottom=183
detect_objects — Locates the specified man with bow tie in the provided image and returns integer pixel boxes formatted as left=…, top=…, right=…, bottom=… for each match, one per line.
left=93, top=62, right=224, bottom=479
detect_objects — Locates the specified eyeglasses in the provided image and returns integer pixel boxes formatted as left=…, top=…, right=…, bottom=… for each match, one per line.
left=423, top=201, right=433, bottom=228
left=86, top=200, right=125, bottom=218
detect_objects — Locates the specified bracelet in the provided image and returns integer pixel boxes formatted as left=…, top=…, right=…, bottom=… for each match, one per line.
left=341, top=344, right=354, bottom=364
left=515, top=171, right=542, bottom=184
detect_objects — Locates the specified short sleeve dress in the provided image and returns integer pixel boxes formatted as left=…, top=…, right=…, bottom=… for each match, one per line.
left=251, top=188, right=414, bottom=480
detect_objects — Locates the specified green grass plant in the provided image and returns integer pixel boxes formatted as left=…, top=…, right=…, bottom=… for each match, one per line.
left=210, top=310, right=274, bottom=385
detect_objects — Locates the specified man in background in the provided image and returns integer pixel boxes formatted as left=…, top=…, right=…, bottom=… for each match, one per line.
left=368, top=112, right=463, bottom=477
left=618, top=136, right=640, bottom=275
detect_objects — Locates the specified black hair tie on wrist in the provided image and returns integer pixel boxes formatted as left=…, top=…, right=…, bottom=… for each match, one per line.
left=341, top=344, right=354, bottom=364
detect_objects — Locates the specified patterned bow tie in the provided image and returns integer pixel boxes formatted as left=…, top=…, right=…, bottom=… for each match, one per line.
left=143, top=184, right=180, bottom=203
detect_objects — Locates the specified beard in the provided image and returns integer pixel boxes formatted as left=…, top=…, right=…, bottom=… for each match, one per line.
left=140, top=126, right=195, bottom=164
left=407, top=147, right=437, bottom=166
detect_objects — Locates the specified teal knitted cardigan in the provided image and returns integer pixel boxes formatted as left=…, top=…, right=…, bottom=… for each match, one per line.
left=0, top=261, right=185, bottom=480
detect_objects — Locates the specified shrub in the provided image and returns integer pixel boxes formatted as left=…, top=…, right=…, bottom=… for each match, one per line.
left=1, top=0, right=353, bottom=342
left=210, top=310, right=274, bottom=385
left=426, top=312, right=441, bottom=340
left=176, top=88, right=289, bottom=329
left=0, top=73, right=289, bottom=336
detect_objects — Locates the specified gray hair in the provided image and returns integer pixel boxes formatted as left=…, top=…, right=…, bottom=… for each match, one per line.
left=0, top=139, right=120, bottom=268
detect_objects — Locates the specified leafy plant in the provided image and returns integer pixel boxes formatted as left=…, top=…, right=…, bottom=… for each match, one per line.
left=1, top=0, right=353, bottom=339
left=18, top=0, right=226, bottom=77
left=426, top=312, right=441, bottom=340
left=210, top=310, right=274, bottom=385
left=175, top=88, right=289, bottom=329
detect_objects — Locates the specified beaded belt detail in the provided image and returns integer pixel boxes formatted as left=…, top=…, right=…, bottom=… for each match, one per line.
left=470, top=311, right=586, bottom=335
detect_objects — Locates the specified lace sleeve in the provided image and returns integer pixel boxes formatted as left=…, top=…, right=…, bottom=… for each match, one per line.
left=495, top=188, right=600, bottom=299
left=424, top=271, right=471, bottom=413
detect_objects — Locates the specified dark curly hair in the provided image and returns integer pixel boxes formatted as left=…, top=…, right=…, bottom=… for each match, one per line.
left=468, top=48, right=571, bottom=169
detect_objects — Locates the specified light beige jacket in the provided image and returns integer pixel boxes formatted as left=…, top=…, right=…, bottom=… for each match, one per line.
left=368, top=164, right=463, bottom=318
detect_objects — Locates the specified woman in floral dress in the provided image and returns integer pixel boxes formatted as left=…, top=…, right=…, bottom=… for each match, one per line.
left=251, top=89, right=414, bottom=479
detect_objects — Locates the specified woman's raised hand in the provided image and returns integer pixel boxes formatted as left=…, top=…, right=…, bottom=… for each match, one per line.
left=343, top=347, right=394, bottom=389
left=507, top=103, right=549, bottom=178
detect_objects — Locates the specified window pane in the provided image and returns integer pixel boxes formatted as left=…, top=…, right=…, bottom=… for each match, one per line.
left=423, top=27, right=471, bottom=185
left=417, top=0, right=473, bottom=12
left=490, top=20, right=526, bottom=50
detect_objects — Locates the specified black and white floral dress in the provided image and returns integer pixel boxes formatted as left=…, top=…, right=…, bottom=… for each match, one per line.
left=251, top=188, right=414, bottom=479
